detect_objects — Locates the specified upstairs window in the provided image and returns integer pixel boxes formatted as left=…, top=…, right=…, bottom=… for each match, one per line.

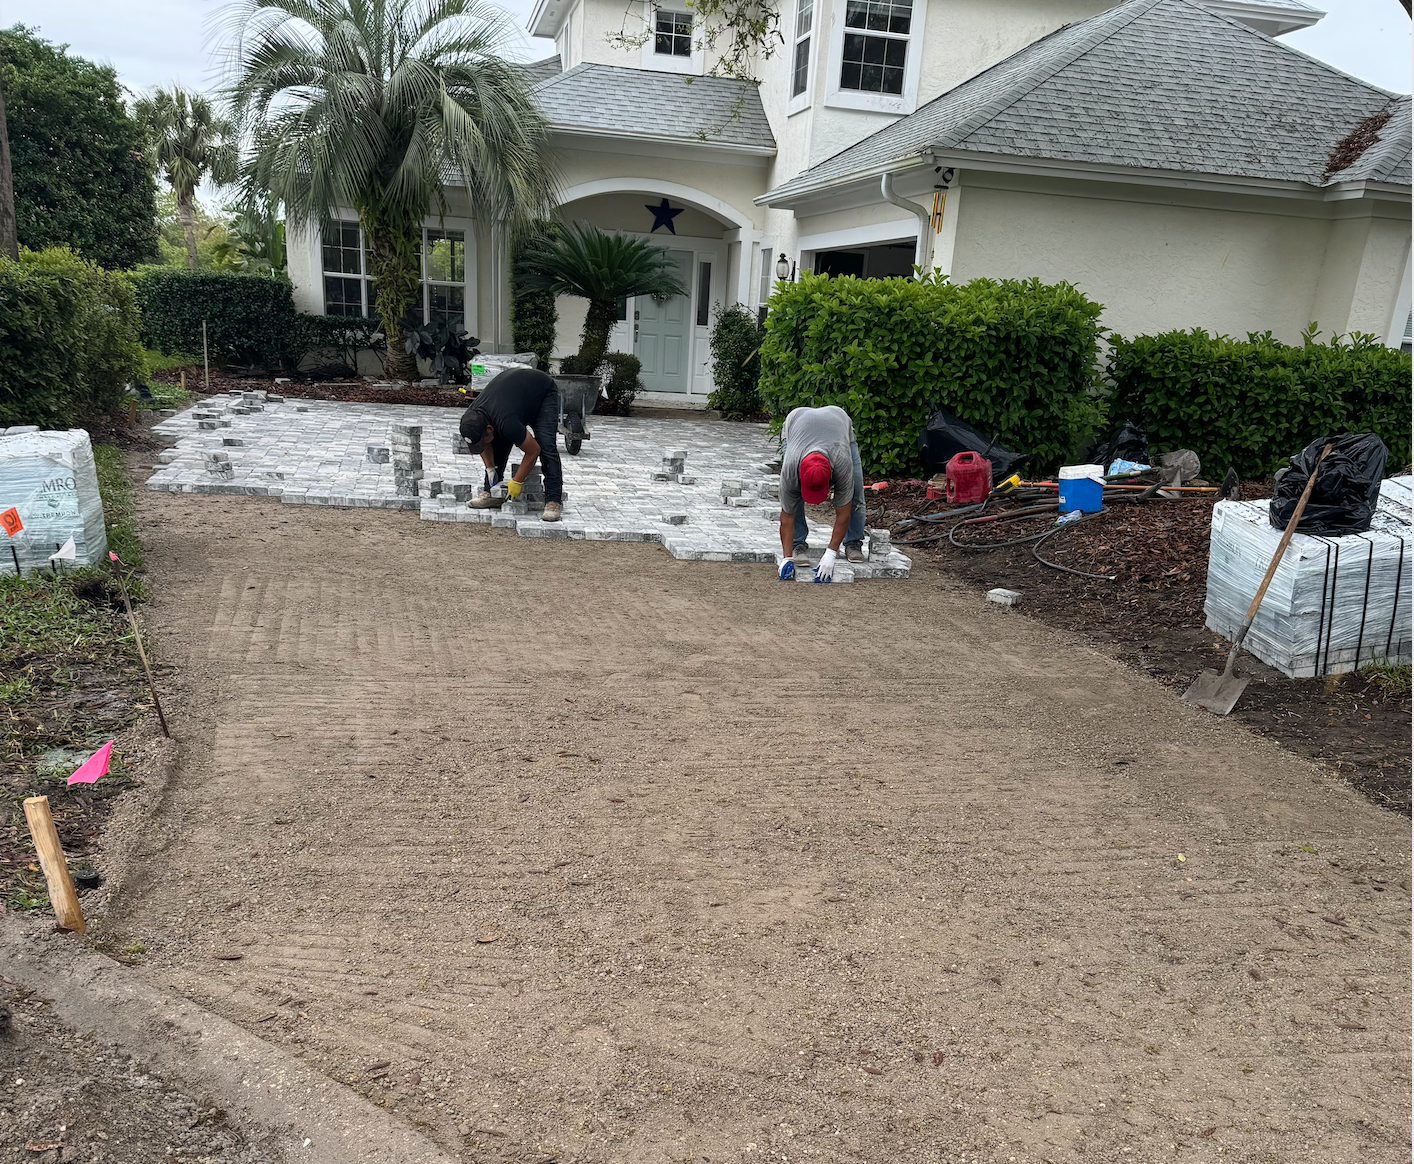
left=791, top=0, right=813, bottom=98
left=655, top=10, right=693, bottom=57
left=840, top=0, right=910, bottom=95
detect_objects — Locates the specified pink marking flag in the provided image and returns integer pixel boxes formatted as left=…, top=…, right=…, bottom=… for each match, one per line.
left=67, top=741, right=113, bottom=786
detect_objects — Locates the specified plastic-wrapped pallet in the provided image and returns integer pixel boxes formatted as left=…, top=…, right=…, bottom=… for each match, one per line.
left=0, top=429, right=108, bottom=576
left=1204, top=476, right=1411, bottom=677
left=464, top=353, right=539, bottom=395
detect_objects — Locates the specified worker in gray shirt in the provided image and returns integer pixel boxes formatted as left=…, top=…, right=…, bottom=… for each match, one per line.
left=776, top=404, right=866, bottom=582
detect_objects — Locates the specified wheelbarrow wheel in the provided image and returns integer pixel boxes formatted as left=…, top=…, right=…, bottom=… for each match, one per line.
left=564, top=435, right=583, bottom=455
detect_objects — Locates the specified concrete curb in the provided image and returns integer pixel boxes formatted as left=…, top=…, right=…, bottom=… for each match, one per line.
left=1, top=922, right=456, bottom=1164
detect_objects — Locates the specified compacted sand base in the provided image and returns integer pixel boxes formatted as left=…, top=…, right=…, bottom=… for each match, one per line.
left=102, top=483, right=1411, bottom=1163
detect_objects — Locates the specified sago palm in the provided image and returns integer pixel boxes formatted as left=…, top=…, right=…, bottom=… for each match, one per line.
left=134, top=88, right=238, bottom=270
left=518, top=222, right=688, bottom=370
left=224, top=0, right=555, bottom=378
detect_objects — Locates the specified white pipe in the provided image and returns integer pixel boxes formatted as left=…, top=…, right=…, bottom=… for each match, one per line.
left=880, top=172, right=933, bottom=277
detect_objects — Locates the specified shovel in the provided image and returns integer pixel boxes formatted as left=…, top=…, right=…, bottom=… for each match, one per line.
left=1183, top=444, right=1331, bottom=715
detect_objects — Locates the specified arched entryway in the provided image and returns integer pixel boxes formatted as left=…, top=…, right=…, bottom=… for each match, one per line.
left=555, top=180, right=754, bottom=402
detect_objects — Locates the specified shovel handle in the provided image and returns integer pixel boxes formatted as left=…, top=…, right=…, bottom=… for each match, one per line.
left=1241, top=444, right=1332, bottom=625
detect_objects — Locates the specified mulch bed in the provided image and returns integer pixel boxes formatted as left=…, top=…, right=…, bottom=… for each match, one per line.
left=150, top=366, right=469, bottom=409
left=874, top=481, right=1412, bottom=817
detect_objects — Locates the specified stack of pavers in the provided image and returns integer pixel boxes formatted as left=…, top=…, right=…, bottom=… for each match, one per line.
left=652, top=448, right=695, bottom=485
left=390, top=423, right=423, bottom=497
left=491, top=461, right=561, bottom=516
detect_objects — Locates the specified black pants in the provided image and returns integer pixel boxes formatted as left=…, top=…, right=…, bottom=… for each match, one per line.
left=459, top=386, right=563, bottom=503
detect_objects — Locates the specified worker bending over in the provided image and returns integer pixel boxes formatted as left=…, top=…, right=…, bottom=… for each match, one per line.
left=460, top=366, right=563, bottom=522
left=776, top=404, right=866, bottom=582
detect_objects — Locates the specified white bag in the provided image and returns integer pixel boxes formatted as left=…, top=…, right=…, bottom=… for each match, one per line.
left=0, top=429, right=108, bottom=576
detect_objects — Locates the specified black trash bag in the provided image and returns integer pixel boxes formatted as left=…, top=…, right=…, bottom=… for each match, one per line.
left=917, top=408, right=1027, bottom=482
left=1269, top=432, right=1388, bottom=536
left=1093, top=420, right=1151, bottom=471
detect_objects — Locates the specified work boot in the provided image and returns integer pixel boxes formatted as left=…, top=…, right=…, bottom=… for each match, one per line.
left=845, top=543, right=866, bottom=563
left=467, top=491, right=502, bottom=509
left=542, top=502, right=563, bottom=522
left=792, top=543, right=811, bottom=565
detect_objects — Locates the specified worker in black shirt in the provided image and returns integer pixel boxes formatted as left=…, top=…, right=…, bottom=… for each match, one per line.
left=460, top=366, right=563, bottom=522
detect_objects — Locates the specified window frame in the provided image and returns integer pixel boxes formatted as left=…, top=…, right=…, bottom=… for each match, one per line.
left=320, top=217, right=475, bottom=329
left=639, top=2, right=705, bottom=74
left=823, top=0, right=925, bottom=114
left=788, top=0, right=815, bottom=114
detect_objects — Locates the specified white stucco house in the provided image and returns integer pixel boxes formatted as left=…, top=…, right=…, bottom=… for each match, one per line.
left=287, top=0, right=1413, bottom=405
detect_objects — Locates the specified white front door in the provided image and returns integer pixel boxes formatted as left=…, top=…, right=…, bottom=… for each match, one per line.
left=634, top=248, right=693, bottom=394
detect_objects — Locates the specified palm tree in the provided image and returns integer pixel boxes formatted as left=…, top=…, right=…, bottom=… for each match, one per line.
left=517, top=223, right=688, bottom=371
left=135, top=88, right=238, bottom=270
left=225, top=0, right=556, bottom=379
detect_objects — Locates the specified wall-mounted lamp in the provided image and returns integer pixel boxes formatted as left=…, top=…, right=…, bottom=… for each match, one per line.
left=776, top=253, right=790, bottom=280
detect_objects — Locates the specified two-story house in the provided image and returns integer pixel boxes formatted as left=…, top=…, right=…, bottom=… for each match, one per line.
left=287, top=0, right=1412, bottom=404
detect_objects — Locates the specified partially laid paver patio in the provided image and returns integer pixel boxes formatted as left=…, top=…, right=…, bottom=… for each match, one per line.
left=145, top=390, right=912, bottom=579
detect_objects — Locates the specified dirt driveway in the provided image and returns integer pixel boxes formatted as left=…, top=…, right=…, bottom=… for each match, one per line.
left=101, top=481, right=1411, bottom=1163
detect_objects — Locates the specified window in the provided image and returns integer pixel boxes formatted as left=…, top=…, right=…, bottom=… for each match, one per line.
left=655, top=10, right=693, bottom=57
left=759, top=245, right=774, bottom=305
left=423, top=229, right=466, bottom=327
left=322, top=221, right=368, bottom=317
left=791, top=0, right=813, bottom=98
left=696, top=262, right=712, bottom=327
left=840, top=0, right=910, bottom=95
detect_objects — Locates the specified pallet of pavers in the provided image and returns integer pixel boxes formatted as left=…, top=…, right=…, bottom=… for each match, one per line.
left=1203, top=476, right=1412, bottom=678
left=0, top=426, right=108, bottom=575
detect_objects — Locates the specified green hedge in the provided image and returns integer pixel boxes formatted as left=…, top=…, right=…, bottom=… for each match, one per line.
left=133, top=269, right=305, bottom=371
left=512, top=289, right=556, bottom=370
left=759, top=273, right=1105, bottom=475
left=0, top=247, right=143, bottom=427
left=709, top=304, right=764, bottom=418
left=1107, top=328, right=1413, bottom=478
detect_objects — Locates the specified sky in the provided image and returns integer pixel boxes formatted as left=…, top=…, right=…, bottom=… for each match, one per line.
left=5, top=0, right=1410, bottom=102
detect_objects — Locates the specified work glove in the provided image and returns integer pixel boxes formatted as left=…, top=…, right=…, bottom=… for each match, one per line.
left=813, top=548, right=838, bottom=583
left=504, top=479, right=522, bottom=501
left=776, top=555, right=795, bottom=581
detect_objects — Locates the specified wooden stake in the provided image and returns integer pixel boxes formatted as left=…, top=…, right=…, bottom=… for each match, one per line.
left=22, top=797, right=86, bottom=934
left=202, top=320, right=210, bottom=393
left=180, top=369, right=186, bottom=392
left=110, top=553, right=170, bottom=738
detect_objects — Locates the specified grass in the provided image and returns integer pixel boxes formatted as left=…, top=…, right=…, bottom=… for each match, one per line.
left=1358, top=661, right=1412, bottom=695
left=143, top=347, right=201, bottom=376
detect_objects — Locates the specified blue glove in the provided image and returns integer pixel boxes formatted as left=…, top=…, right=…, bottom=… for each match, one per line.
left=776, top=555, right=795, bottom=581
left=813, top=548, right=837, bottom=583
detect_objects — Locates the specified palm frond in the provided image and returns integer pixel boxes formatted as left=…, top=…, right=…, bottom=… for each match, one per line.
left=518, top=223, right=689, bottom=302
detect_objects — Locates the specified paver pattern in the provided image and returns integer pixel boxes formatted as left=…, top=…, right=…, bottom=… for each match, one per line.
left=146, top=392, right=911, bottom=578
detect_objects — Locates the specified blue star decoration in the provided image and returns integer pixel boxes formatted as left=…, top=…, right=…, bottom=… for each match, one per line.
left=646, top=198, right=684, bottom=234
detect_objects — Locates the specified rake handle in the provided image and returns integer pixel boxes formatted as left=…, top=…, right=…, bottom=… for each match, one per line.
left=1219, top=444, right=1331, bottom=678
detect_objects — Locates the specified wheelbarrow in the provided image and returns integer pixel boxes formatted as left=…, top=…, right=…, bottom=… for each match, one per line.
left=554, top=374, right=598, bottom=455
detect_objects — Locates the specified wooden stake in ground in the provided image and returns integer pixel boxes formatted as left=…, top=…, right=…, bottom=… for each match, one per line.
left=22, top=797, right=86, bottom=934
left=109, top=551, right=170, bottom=738
left=203, top=320, right=210, bottom=392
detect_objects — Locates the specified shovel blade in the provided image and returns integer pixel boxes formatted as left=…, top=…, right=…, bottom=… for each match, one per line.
left=1183, top=668, right=1249, bottom=715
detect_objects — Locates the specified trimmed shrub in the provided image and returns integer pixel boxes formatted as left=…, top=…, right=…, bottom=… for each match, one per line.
left=512, top=288, right=556, bottom=370
left=133, top=269, right=305, bottom=371
left=301, top=314, right=385, bottom=374
left=759, top=273, right=1106, bottom=475
left=0, top=247, right=143, bottom=428
left=1107, top=327, right=1413, bottom=478
left=708, top=304, right=764, bottom=418
left=598, top=352, right=642, bottom=416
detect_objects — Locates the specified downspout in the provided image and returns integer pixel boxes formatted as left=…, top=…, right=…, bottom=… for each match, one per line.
left=881, top=172, right=933, bottom=277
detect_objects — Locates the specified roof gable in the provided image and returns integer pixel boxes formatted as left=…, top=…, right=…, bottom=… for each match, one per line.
left=764, top=0, right=1404, bottom=202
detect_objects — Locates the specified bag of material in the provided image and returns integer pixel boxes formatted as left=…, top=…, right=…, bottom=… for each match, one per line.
left=1094, top=420, right=1151, bottom=474
left=1270, top=433, right=1388, bottom=536
left=1205, top=476, right=1411, bottom=677
left=0, top=428, right=108, bottom=576
left=917, top=409, right=1027, bottom=481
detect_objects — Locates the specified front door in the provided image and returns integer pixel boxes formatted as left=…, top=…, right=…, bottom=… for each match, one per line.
left=634, top=248, right=693, bottom=394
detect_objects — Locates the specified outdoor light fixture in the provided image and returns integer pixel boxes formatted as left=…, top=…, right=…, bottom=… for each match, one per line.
left=776, top=253, right=790, bottom=280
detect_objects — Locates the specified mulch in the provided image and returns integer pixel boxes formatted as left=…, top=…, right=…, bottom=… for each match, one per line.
left=150, top=366, right=469, bottom=409
left=873, top=480, right=1412, bottom=818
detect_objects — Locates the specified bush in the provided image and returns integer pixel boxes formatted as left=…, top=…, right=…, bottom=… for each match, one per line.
left=132, top=269, right=305, bottom=371
left=512, top=289, right=556, bottom=370
left=709, top=304, right=764, bottom=418
left=598, top=352, right=642, bottom=416
left=1107, top=327, right=1413, bottom=478
left=759, top=273, right=1105, bottom=476
left=0, top=247, right=143, bottom=428
left=299, top=315, right=384, bottom=374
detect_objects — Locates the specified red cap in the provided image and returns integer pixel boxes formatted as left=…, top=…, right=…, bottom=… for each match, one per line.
left=799, top=452, right=832, bottom=504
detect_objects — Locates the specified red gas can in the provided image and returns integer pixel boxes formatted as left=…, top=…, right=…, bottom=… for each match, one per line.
left=945, top=451, right=992, bottom=504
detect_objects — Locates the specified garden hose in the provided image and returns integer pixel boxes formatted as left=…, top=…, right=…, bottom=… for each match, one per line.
left=1031, top=510, right=1116, bottom=581
left=944, top=504, right=1062, bottom=550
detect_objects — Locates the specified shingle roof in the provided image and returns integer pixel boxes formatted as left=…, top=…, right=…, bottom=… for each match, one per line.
left=1330, top=95, right=1412, bottom=185
left=521, top=54, right=563, bottom=86
left=534, top=64, right=775, bottom=152
left=763, top=0, right=1404, bottom=203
